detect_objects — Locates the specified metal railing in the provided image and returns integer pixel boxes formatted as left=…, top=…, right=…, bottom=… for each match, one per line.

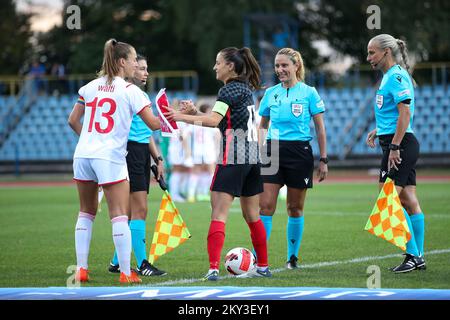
left=0, top=70, right=199, bottom=97
left=306, top=62, right=450, bottom=90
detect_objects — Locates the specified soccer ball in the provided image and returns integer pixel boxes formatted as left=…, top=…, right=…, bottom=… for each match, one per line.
left=224, top=247, right=256, bottom=275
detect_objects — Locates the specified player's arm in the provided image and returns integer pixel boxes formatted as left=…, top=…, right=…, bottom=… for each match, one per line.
left=138, top=106, right=161, bottom=131
left=166, top=101, right=224, bottom=128
left=313, top=112, right=328, bottom=182
left=176, top=112, right=223, bottom=128
left=68, top=102, right=85, bottom=136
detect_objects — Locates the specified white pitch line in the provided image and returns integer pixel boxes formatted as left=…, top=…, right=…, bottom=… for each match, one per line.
left=150, top=248, right=450, bottom=287
left=229, top=208, right=449, bottom=218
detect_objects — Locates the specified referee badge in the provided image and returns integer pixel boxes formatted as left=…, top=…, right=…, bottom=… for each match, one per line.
left=376, top=94, right=383, bottom=109
left=291, top=103, right=303, bottom=117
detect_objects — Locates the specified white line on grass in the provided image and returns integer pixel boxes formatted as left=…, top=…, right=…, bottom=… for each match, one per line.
left=228, top=208, right=449, bottom=218
left=150, top=248, right=450, bottom=287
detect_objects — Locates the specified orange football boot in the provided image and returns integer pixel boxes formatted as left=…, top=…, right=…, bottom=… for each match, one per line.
left=119, top=270, right=142, bottom=284
left=75, top=267, right=89, bottom=282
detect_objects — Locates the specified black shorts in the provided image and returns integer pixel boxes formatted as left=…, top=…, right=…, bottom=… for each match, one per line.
left=210, top=164, right=263, bottom=197
left=378, top=133, right=420, bottom=187
left=126, top=141, right=151, bottom=193
left=261, top=140, right=314, bottom=189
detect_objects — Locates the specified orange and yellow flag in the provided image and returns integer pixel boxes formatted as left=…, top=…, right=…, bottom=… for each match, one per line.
left=364, top=177, right=411, bottom=251
left=149, top=192, right=191, bottom=264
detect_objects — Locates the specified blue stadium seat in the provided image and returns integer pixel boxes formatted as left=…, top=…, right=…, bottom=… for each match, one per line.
left=418, top=86, right=433, bottom=98
left=433, top=85, right=446, bottom=98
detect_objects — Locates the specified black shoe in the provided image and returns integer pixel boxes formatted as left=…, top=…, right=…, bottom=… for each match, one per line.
left=416, top=256, right=427, bottom=270
left=286, top=255, right=299, bottom=269
left=391, top=254, right=426, bottom=273
left=108, top=262, right=120, bottom=273
left=136, top=259, right=167, bottom=276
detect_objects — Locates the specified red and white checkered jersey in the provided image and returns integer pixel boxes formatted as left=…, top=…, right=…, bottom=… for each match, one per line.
left=74, top=76, right=151, bottom=164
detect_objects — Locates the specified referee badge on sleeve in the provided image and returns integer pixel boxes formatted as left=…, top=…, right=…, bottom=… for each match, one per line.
left=376, top=94, right=384, bottom=109
left=291, top=103, right=303, bottom=117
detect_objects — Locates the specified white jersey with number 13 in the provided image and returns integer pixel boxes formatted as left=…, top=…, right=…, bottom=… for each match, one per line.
left=74, top=76, right=150, bottom=164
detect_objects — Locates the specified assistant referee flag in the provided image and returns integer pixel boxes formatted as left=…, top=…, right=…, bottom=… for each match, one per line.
left=364, top=177, right=411, bottom=251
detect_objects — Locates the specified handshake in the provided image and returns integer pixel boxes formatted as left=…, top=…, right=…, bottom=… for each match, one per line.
left=178, top=100, right=198, bottom=115
left=164, top=100, right=198, bottom=122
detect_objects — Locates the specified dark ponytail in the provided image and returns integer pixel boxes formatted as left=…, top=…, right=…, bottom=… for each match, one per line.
left=220, top=47, right=262, bottom=90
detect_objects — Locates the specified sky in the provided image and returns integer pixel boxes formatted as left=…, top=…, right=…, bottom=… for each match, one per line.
left=16, top=0, right=64, bottom=32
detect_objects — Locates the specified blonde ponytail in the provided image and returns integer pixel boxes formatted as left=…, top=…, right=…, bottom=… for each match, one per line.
left=98, top=38, right=134, bottom=85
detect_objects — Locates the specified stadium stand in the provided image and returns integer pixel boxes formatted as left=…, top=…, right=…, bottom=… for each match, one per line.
left=0, top=85, right=448, bottom=171
left=0, top=91, right=197, bottom=162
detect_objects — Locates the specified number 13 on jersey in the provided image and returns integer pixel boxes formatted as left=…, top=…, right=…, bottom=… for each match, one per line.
left=85, top=97, right=117, bottom=134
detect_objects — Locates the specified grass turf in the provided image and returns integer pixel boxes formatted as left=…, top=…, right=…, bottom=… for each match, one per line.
left=0, top=181, right=449, bottom=288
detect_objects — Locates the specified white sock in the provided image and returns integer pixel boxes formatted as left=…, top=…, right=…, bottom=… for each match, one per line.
left=180, top=172, right=190, bottom=196
left=201, top=172, right=212, bottom=195
left=188, top=173, right=199, bottom=199
left=169, top=172, right=181, bottom=197
left=257, top=266, right=268, bottom=271
left=111, top=215, right=132, bottom=276
left=75, top=212, right=95, bottom=269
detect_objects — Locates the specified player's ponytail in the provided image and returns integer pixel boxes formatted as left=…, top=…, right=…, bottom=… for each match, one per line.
left=98, top=38, right=134, bottom=85
left=238, top=47, right=262, bottom=90
left=220, top=47, right=262, bottom=90
left=276, top=48, right=305, bottom=82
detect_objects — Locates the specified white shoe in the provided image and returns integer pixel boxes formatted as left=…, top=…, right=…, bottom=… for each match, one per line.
left=171, top=194, right=186, bottom=202
left=236, top=267, right=272, bottom=278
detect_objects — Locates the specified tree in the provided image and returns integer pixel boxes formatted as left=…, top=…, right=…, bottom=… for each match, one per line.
left=314, top=0, right=450, bottom=64
left=0, top=0, right=32, bottom=75
left=38, top=0, right=317, bottom=94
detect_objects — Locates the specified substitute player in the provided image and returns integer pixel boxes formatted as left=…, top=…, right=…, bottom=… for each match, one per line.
left=258, top=48, right=328, bottom=269
left=68, top=39, right=160, bottom=284
left=166, top=47, right=271, bottom=280
left=366, top=34, right=426, bottom=273
left=108, top=54, right=166, bottom=277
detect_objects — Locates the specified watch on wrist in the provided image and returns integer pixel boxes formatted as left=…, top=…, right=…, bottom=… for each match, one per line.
left=319, top=157, right=329, bottom=164
left=156, top=156, right=163, bottom=163
left=389, top=143, right=400, bottom=151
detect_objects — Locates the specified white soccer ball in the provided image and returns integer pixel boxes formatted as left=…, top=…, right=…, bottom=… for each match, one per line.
left=224, top=247, right=256, bottom=275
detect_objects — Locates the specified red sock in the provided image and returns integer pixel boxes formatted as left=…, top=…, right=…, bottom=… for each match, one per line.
left=248, top=219, right=268, bottom=267
left=207, top=220, right=225, bottom=270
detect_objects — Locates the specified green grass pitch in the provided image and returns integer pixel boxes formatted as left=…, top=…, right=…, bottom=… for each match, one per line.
left=0, top=181, right=449, bottom=288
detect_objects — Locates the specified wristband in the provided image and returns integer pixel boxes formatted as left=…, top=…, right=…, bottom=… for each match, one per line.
left=389, top=144, right=400, bottom=151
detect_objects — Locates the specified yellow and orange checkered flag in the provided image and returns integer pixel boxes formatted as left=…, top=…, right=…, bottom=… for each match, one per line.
left=149, top=192, right=191, bottom=264
left=364, top=177, right=411, bottom=251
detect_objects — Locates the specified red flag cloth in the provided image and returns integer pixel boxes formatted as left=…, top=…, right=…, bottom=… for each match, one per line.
left=155, top=88, right=179, bottom=137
